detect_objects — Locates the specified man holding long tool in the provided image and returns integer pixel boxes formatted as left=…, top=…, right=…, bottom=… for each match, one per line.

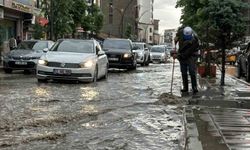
left=173, top=26, right=200, bottom=95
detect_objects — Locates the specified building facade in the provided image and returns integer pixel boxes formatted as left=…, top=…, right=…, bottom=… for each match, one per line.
left=164, top=29, right=176, bottom=46
left=0, top=0, right=41, bottom=43
left=100, top=0, right=154, bottom=44
left=137, top=0, right=154, bottom=44
left=100, top=0, right=137, bottom=39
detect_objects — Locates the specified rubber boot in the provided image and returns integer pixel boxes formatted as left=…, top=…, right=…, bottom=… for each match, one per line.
left=181, top=74, right=188, bottom=92
left=191, top=74, right=198, bottom=94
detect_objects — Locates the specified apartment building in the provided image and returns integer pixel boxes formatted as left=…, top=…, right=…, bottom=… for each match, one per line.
left=100, top=0, right=154, bottom=44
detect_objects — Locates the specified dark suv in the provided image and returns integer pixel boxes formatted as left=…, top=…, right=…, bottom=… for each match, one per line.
left=103, top=38, right=137, bottom=70
left=236, top=43, right=250, bottom=81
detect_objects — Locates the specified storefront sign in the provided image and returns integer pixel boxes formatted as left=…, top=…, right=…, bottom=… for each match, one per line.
left=14, top=0, right=33, bottom=6
left=0, top=8, right=4, bottom=19
left=12, top=1, right=31, bottom=13
left=0, top=0, right=3, bottom=6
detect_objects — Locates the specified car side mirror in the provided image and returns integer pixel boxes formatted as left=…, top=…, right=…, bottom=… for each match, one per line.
left=43, top=48, right=49, bottom=53
left=98, top=50, right=105, bottom=56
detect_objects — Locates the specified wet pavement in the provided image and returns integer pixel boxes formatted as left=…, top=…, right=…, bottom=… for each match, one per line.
left=0, top=63, right=186, bottom=150
left=185, top=67, right=250, bottom=150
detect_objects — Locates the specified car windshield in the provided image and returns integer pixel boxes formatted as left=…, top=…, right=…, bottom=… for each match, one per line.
left=17, top=41, right=48, bottom=51
left=151, top=47, right=165, bottom=53
left=51, top=40, right=94, bottom=53
left=103, top=40, right=130, bottom=50
left=133, top=43, right=144, bottom=50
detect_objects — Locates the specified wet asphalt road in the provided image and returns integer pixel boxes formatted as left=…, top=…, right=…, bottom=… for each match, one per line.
left=0, top=63, right=185, bottom=150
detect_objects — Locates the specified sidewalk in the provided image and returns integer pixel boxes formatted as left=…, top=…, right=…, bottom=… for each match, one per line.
left=185, top=72, right=250, bottom=150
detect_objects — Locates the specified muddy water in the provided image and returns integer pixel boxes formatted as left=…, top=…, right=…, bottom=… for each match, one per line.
left=0, top=63, right=185, bottom=150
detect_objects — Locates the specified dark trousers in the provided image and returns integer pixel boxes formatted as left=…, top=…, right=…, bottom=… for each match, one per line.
left=179, top=57, right=198, bottom=91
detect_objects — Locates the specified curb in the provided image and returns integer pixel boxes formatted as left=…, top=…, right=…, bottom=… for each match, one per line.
left=184, top=106, right=203, bottom=150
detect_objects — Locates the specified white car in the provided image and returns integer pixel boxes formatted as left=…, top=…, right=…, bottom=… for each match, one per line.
left=133, top=42, right=150, bottom=66
left=36, top=39, right=109, bottom=83
left=150, top=45, right=168, bottom=63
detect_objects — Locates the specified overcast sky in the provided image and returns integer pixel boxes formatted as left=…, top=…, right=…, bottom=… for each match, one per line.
left=154, top=0, right=182, bottom=34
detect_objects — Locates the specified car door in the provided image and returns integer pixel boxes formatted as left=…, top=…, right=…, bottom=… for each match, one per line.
left=96, top=42, right=107, bottom=77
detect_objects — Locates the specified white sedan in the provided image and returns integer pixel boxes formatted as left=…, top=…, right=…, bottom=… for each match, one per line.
left=36, top=39, right=109, bottom=83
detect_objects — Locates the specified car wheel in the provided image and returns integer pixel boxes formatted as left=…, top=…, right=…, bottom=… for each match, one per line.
left=93, top=66, right=98, bottom=82
left=132, top=59, right=137, bottom=70
left=37, top=79, right=48, bottom=83
left=145, top=56, right=150, bottom=66
left=4, top=68, right=12, bottom=74
left=104, top=64, right=108, bottom=79
left=236, top=63, right=241, bottom=78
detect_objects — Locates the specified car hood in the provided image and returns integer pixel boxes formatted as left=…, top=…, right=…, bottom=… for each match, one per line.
left=43, top=52, right=96, bottom=63
left=103, top=48, right=131, bottom=54
left=134, top=50, right=143, bottom=53
left=8, top=49, right=44, bottom=58
left=151, top=52, right=164, bottom=56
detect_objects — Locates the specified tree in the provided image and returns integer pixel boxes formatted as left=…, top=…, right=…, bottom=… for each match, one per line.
left=42, top=0, right=73, bottom=40
left=70, top=0, right=87, bottom=38
left=176, top=0, right=248, bottom=86
left=33, top=23, right=46, bottom=39
left=125, top=24, right=132, bottom=39
left=42, top=0, right=103, bottom=39
left=81, top=4, right=103, bottom=36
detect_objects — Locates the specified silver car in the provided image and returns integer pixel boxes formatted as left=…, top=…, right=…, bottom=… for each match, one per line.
left=150, top=45, right=168, bottom=63
left=133, top=42, right=150, bottom=66
left=3, top=40, right=54, bottom=73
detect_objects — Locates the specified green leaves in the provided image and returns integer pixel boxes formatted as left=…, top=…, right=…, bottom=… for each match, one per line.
left=41, top=0, right=103, bottom=40
left=176, top=0, right=248, bottom=47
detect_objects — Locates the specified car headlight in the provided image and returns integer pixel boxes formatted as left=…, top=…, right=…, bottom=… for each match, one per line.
left=38, top=59, right=48, bottom=66
left=124, top=53, right=132, bottom=58
left=161, top=54, right=165, bottom=57
left=80, top=60, right=94, bottom=68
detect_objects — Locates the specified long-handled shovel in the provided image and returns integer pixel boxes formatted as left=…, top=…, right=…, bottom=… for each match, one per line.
left=170, top=57, right=176, bottom=95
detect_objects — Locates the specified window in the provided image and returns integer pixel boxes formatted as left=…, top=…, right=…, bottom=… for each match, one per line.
left=150, top=36, right=152, bottom=41
left=149, top=28, right=152, bottom=33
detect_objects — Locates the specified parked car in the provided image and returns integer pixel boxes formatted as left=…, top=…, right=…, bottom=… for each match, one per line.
left=236, top=42, right=250, bottom=81
left=103, top=38, right=137, bottom=70
left=150, top=45, right=168, bottom=63
left=3, top=40, right=54, bottom=73
left=36, top=39, right=108, bottom=83
left=133, top=42, right=150, bottom=66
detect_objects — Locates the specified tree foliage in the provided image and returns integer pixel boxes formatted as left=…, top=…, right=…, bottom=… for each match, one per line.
left=32, top=23, right=46, bottom=39
left=41, top=0, right=103, bottom=40
left=176, top=0, right=247, bottom=47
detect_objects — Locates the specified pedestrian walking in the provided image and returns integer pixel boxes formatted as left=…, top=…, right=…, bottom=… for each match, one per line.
left=9, top=36, right=17, bottom=50
left=173, top=26, right=200, bottom=95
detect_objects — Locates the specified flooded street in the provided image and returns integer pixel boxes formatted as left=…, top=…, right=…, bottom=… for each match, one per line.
left=0, top=63, right=185, bottom=150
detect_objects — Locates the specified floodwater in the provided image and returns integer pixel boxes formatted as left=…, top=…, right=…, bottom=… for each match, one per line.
left=0, top=63, right=185, bottom=150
